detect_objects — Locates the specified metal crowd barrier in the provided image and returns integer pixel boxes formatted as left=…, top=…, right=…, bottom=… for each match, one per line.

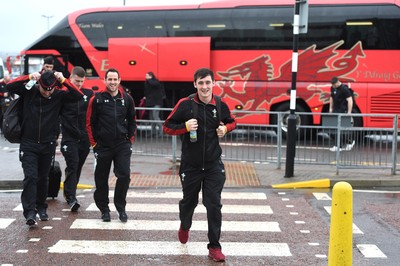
left=134, top=107, right=399, bottom=174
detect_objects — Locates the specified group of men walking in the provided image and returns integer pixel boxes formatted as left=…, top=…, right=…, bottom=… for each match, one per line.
left=5, top=62, right=236, bottom=262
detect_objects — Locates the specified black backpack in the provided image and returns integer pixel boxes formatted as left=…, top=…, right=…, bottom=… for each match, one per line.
left=2, top=97, right=23, bottom=143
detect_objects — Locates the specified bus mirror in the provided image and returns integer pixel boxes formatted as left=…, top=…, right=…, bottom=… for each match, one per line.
left=92, top=86, right=99, bottom=91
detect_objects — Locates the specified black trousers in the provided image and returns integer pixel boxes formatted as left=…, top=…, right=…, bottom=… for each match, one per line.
left=93, top=141, right=132, bottom=213
left=179, top=160, right=226, bottom=249
left=20, top=139, right=56, bottom=218
left=61, top=139, right=90, bottom=202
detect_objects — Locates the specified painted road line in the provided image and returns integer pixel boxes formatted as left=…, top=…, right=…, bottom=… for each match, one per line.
left=0, top=218, right=15, bottom=229
left=313, top=192, right=331, bottom=200
left=324, top=206, right=364, bottom=234
left=49, top=240, right=292, bottom=257
left=86, top=203, right=273, bottom=214
left=121, top=191, right=267, bottom=200
left=356, top=244, right=387, bottom=258
left=70, top=219, right=281, bottom=232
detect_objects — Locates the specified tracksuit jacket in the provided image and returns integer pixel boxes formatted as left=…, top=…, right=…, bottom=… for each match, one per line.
left=6, top=75, right=83, bottom=143
left=61, top=88, right=94, bottom=141
left=163, top=93, right=236, bottom=169
left=86, top=88, right=136, bottom=147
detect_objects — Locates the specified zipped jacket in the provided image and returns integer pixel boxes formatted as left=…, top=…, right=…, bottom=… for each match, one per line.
left=7, top=75, right=83, bottom=143
left=86, top=88, right=136, bottom=147
left=60, top=88, right=94, bottom=141
left=163, top=94, right=236, bottom=169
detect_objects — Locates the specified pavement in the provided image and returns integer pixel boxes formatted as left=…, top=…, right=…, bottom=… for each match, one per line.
left=1, top=149, right=399, bottom=190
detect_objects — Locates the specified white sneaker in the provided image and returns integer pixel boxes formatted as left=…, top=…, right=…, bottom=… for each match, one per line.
left=343, top=140, right=355, bottom=151
left=329, top=146, right=342, bottom=152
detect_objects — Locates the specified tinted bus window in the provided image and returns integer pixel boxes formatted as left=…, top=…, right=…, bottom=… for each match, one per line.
left=77, top=11, right=167, bottom=50
left=76, top=5, right=399, bottom=51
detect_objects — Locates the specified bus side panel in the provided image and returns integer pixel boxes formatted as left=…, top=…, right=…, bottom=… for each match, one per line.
left=158, top=37, right=211, bottom=81
left=108, top=38, right=158, bottom=81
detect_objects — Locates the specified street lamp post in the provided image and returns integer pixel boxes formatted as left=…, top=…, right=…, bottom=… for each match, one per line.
left=42, top=15, right=54, bottom=30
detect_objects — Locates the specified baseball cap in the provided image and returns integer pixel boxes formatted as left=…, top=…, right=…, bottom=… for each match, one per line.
left=38, top=71, right=59, bottom=91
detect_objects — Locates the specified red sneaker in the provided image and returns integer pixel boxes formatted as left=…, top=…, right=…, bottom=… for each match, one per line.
left=178, top=226, right=189, bottom=244
left=208, top=247, right=226, bottom=262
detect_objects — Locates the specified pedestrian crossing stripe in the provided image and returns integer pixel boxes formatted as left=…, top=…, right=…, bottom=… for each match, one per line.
left=0, top=218, right=15, bottom=229
left=85, top=203, right=273, bottom=214
left=70, top=219, right=281, bottom=232
left=48, top=240, right=292, bottom=257
left=323, top=206, right=363, bottom=234
left=122, top=191, right=267, bottom=200
left=356, top=244, right=387, bottom=258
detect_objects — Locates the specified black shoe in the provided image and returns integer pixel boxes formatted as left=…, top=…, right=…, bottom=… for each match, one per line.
left=37, top=209, right=49, bottom=221
left=26, top=215, right=37, bottom=226
left=101, top=212, right=111, bottom=222
left=118, top=212, right=128, bottom=223
left=69, top=199, right=80, bottom=212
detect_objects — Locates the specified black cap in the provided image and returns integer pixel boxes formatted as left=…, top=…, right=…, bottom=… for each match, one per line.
left=39, top=71, right=59, bottom=91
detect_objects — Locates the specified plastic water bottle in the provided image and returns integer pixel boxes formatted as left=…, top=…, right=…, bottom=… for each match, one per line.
left=25, top=79, right=37, bottom=90
left=189, top=130, right=197, bottom=142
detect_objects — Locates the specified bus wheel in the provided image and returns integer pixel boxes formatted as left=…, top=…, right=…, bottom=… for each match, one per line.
left=271, top=102, right=312, bottom=139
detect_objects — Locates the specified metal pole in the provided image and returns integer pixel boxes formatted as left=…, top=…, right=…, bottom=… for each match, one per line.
left=284, top=0, right=301, bottom=178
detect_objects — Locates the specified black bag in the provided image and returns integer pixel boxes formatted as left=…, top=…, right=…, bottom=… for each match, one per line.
left=2, top=97, right=23, bottom=143
left=47, top=160, right=62, bottom=199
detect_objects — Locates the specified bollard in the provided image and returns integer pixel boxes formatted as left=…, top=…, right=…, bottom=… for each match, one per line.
left=328, top=181, right=353, bottom=266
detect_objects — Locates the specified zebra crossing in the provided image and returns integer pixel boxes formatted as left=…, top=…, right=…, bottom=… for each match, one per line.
left=0, top=189, right=390, bottom=264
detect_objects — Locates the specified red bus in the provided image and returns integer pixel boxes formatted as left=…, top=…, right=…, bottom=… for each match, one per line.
left=19, top=0, right=400, bottom=130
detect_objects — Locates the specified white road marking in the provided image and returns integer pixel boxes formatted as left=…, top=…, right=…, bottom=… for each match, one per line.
left=357, top=244, right=387, bottom=258
left=353, top=190, right=400, bottom=194
left=313, top=192, right=331, bottom=200
left=48, top=240, right=292, bottom=257
left=324, top=206, right=364, bottom=234
left=70, top=219, right=281, bottom=232
left=0, top=218, right=14, bottom=229
left=122, top=191, right=267, bottom=200
left=85, top=203, right=273, bottom=214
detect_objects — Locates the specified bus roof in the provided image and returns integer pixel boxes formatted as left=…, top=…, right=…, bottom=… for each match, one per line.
left=69, top=0, right=400, bottom=17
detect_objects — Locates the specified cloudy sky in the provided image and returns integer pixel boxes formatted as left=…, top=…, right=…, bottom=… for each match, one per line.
left=0, top=0, right=213, bottom=57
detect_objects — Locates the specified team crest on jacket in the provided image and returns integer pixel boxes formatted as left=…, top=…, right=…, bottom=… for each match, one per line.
left=212, top=109, right=217, bottom=118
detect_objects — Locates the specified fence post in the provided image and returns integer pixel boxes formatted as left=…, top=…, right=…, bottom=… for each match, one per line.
left=277, top=112, right=282, bottom=169
left=391, top=115, right=398, bottom=175
left=171, top=136, right=177, bottom=164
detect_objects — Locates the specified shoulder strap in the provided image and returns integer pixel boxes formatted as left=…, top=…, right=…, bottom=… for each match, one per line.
left=214, top=95, right=221, bottom=122
left=188, top=93, right=197, bottom=119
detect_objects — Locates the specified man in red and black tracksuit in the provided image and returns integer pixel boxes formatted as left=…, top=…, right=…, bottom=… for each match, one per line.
left=86, top=68, right=136, bottom=223
left=163, top=68, right=236, bottom=262
left=60, top=66, right=94, bottom=211
left=7, top=70, right=83, bottom=226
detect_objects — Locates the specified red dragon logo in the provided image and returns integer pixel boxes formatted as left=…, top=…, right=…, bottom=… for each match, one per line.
left=216, top=40, right=365, bottom=117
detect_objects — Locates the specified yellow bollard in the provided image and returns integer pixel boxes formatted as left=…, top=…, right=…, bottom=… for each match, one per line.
left=328, top=181, right=353, bottom=266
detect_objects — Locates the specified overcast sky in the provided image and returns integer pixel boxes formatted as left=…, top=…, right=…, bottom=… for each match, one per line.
left=0, top=0, right=213, bottom=58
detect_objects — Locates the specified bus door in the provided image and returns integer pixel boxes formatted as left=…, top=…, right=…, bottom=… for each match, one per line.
left=108, top=37, right=211, bottom=82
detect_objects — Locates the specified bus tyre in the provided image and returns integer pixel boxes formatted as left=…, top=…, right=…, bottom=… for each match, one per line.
left=271, top=102, right=312, bottom=139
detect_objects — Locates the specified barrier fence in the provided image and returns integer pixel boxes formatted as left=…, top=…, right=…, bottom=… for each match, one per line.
left=135, top=107, right=399, bottom=174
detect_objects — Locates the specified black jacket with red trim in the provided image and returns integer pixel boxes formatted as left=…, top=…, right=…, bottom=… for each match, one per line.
left=163, top=93, right=236, bottom=169
left=60, top=88, right=94, bottom=141
left=6, top=75, right=83, bottom=143
left=86, top=88, right=136, bottom=148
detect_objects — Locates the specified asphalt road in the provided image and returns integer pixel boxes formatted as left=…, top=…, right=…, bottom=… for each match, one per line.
left=1, top=187, right=399, bottom=265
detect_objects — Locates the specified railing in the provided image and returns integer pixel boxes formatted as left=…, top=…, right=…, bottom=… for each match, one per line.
left=135, top=107, right=399, bottom=174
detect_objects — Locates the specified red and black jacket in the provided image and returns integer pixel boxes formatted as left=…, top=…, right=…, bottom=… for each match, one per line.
left=86, top=88, right=136, bottom=148
left=163, top=93, right=236, bottom=169
left=60, top=88, right=94, bottom=142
